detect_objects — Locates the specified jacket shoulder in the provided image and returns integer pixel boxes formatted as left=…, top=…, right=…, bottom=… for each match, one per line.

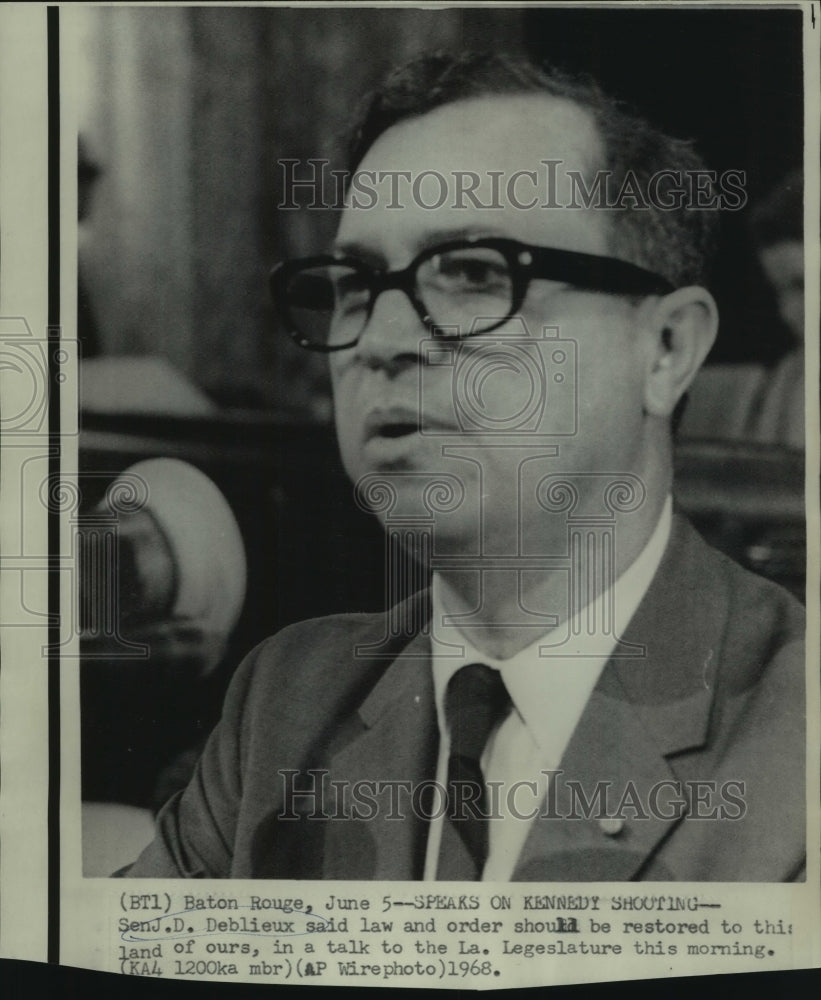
left=250, top=607, right=403, bottom=678
left=228, top=599, right=428, bottom=755
left=671, top=513, right=804, bottom=648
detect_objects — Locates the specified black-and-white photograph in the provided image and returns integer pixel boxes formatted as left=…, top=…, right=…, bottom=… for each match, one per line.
left=72, top=6, right=809, bottom=888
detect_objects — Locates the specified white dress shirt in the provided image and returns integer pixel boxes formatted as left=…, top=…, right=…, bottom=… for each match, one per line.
left=423, top=496, right=672, bottom=881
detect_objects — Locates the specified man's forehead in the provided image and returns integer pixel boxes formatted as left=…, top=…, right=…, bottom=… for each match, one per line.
left=336, top=93, right=608, bottom=260
left=360, top=93, right=600, bottom=169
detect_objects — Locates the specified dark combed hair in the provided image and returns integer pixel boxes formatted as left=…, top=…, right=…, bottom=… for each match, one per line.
left=347, top=51, right=719, bottom=288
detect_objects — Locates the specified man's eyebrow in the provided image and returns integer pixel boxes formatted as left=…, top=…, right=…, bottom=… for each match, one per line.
left=332, top=226, right=508, bottom=264
left=330, top=240, right=384, bottom=266
left=414, top=226, right=508, bottom=254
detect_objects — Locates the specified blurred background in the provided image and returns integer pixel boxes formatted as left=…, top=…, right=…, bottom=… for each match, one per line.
left=70, top=7, right=807, bottom=870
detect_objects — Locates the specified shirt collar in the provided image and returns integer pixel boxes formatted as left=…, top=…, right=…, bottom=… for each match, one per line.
left=430, top=495, right=673, bottom=750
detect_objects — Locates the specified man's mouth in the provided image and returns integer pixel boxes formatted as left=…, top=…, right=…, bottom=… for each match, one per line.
left=377, top=421, right=418, bottom=439
left=361, top=407, right=460, bottom=453
left=364, top=408, right=421, bottom=441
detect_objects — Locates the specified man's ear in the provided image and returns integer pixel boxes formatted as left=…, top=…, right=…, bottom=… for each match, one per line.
left=642, top=286, right=718, bottom=418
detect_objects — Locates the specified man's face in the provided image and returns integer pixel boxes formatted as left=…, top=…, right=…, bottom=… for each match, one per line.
left=759, top=239, right=804, bottom=344
left=330, top=95, right=654, bottom=547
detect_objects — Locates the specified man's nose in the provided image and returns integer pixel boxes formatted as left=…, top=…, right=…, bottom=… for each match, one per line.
left=353, top=288, right=425, bottom=372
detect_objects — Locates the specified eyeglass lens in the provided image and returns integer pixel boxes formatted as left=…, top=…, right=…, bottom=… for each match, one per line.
left=284, top=246, right=514, bottom=347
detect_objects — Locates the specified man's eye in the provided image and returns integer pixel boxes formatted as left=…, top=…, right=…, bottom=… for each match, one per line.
left=430, top=252, right=510, bottom=292
left=334, top=273, right=370, bottom=313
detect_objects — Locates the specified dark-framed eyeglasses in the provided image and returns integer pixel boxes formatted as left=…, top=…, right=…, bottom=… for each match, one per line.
left=269, top=236, right=675, bottom=352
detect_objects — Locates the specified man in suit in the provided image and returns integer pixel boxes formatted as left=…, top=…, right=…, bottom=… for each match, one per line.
left=124, top=52, right=805, bottom=881
left=746, top=169, right=805, bottom=447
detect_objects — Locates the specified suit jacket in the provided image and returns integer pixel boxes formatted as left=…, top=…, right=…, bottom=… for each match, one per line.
left=125, top=515, right=805, bottom=881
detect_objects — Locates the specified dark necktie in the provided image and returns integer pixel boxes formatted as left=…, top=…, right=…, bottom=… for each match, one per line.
left=437, top=663, right=511, bottom=880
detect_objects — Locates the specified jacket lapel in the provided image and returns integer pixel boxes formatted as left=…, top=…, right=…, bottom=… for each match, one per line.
left=513, top=515, right=724, bottom=881
left=321, top=628, right=437, bottom=879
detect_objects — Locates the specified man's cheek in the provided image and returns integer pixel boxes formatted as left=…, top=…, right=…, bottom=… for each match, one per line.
left=335, top=407, right=359, bottom=455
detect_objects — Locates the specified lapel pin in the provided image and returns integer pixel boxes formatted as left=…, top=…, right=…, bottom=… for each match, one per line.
left=598, top=817, right=624, bottom=837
